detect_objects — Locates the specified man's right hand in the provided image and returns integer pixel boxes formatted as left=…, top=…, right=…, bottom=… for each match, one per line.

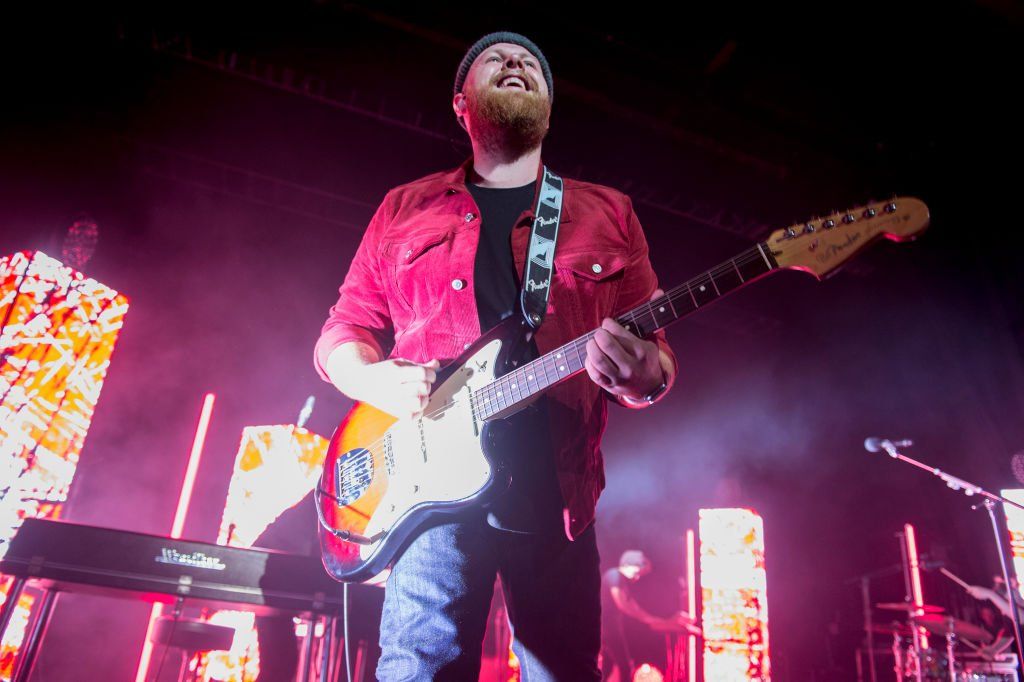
left=324, top=341, right=440, bottom=419
left=356, top=358, right=440, bottom=419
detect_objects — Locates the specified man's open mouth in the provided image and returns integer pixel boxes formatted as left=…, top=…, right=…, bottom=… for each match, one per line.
left=497, top=75, right=528, bottom=90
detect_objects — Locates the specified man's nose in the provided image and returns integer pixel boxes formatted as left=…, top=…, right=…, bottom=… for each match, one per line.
left=503, top=54, right=524, bottom=70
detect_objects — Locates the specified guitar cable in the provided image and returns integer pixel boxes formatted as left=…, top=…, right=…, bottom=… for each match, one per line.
left=314, top=485, right=355, bottom=682
left=343, top=581, right=353, bottom=682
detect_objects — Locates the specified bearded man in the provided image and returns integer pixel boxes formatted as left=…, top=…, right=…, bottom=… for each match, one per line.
left=314, top=31, right=677, bottom=680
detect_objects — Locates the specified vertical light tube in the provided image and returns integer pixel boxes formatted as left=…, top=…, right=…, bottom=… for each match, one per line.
left=699, top=508, right=769, bottom=681
left=904, top=523, right=929, bottom=650
left=134, top=393, right=216, bottom=682
left=686, top=528, right=697, bottom=682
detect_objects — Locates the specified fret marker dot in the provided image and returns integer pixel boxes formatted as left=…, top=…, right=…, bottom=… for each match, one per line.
left=498, top=392, right=503, bottom=397
left=699, top=285, right=706, bottom=292
left=659, top=306, right=665, bottom=313
left=556, top=353, right=562, bottom=359
left=559, top=365, right=566, bottom=371
left=512, top=384, right=517, bottom=389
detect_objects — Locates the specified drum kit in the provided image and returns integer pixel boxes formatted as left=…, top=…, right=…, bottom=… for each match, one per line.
left=872, top=601, right=1017, bottom=682
left=857, top=439, right=1024, bottom=682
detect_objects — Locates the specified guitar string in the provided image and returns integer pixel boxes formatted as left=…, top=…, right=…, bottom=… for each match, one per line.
left=339, top=248, right=771, bottom=469
left=349, top=211, right=914, bottom=460
left=335, top=248, right=773, bottom=473
left=471, top=247, right=770, bottom=414
left=333, top=210, right=919, bottom=488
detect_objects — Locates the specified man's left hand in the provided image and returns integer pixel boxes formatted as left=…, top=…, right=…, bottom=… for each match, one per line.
left=584, top=289, right=666, bottom=400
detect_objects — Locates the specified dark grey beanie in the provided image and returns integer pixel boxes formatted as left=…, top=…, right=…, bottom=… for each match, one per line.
left=453, top=31, right=553, bottom=102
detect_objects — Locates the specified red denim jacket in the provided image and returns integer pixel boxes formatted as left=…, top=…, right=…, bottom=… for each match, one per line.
left=315, top=160, right=675, bottom=539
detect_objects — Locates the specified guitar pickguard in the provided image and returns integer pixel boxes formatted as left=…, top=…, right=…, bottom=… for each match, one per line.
left=356, top=339, right=503, bottom=559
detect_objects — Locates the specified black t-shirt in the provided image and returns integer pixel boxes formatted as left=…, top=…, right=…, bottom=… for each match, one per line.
left=467, top=181, right=563, bottom=534
left=601, top=568, right=630, bottom=631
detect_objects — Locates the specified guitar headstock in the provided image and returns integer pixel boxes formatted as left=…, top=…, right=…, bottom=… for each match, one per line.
left=767, top=197, right=930, bottom=279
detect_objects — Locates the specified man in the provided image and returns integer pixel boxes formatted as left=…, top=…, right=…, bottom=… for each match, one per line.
left=314, top=31, right=676, bottom=680
left=967, top=576, right=1021, bottom=660
left=601, top=551, right=699, bottom=681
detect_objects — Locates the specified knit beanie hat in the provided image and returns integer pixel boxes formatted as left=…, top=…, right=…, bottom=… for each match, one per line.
left=619, top=550, right=651, bottom=571
left=454, top=31, right=553, bottom=102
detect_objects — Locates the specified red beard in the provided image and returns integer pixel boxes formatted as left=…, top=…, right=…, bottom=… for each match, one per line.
left=466, top=73, right=550, bottom=156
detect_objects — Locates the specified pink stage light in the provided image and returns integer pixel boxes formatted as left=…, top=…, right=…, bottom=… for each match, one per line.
left=904, top=523, right=929, bottom=650
left=686, top=528, right=697, bottom=682
left=172, top=394, right=216, bottom=538
left=699, top=508, right=770, bottom=681
left=633, top=662, right=665, bottom=682
left=134, top=393, right=216, bottom=682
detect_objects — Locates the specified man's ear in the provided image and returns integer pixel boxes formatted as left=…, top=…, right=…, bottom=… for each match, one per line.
left=453, top=93, right=468, bottom=131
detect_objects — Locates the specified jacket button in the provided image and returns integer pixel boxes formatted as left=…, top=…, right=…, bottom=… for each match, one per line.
left=591, top=263, right=603, bottom=274
left=451, top=279, right=465, bottom=291
left=464, top=213, right=476, bottom=222
left=464, top=342, right=471, bottom=349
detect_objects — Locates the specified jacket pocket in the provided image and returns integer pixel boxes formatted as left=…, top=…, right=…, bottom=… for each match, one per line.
left=382, top=229, right=454, bottom=314
left=554, top=249, right=629, bottom=329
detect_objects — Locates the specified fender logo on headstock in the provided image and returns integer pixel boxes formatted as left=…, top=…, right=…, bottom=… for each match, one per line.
left=816, top=231, right=862, bottom=264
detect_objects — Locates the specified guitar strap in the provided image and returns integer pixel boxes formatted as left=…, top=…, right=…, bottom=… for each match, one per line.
left=520, top=166, right=563, bottom=329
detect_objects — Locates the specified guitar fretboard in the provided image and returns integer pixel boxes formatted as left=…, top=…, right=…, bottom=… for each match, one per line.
left=471, top=243, right=777, bottom=419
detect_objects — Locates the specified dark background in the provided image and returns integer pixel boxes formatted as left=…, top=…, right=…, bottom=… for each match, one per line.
left=2, top=2, right=1022, bottom=679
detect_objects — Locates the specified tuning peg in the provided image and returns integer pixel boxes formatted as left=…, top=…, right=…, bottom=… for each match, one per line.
left=822, top=219, right=836, bottom=229
left=862, top=207, right=877, bottom=218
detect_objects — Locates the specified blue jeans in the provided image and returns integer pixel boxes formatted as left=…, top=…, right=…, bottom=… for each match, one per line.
left=376, top=513, right=602, bottom=681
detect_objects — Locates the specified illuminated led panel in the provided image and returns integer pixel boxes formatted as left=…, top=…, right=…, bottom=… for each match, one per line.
left=196, top=425, right=329, bottom=682
left=217, top=425, right=328, bottom=547
left=0, top=579, right=35, bottom=681
left=699, top=508, right=770, bottom=682
left=1001, top=489, right=1024, bottom=602
left=0, top=250, right=128, bottom=557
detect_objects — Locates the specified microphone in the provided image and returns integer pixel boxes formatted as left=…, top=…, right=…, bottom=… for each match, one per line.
left=297, top=395, right=315, bottom=429
left=864, top=437, right=913, bottom=453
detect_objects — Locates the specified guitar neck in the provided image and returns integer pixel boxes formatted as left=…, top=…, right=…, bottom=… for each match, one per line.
left=473, top=243, right=778, bottom=419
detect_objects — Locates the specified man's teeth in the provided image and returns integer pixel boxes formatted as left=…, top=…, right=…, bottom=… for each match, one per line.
left=499, top=77, right=526, bottom=89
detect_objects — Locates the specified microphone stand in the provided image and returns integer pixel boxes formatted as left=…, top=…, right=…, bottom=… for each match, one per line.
left=870, top=441, right=1024, bottom=680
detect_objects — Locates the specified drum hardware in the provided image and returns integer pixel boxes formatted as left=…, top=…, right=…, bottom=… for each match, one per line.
left=863, top=438, right=1024, bottom=680
left=870, top=622, right=915, bottom=637
left=913, top=615, right=994, bottom=646
left=878, top=603, right=947, bottom=614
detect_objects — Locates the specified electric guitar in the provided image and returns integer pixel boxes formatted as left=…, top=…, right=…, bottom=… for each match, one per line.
left=316, top=197, right=930, bottom=582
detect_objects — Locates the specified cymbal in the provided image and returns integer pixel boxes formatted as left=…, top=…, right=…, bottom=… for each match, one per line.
left=869, top=622, right=914, bottom=637
left=876, top=602, right=945, bottom=613
left=912, top=614, right=993, bottom=643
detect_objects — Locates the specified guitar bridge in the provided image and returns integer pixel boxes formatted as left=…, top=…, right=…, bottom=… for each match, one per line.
left=336, top=447, right=373, bottom=506
left=383, top=433, right=395, bottom=476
